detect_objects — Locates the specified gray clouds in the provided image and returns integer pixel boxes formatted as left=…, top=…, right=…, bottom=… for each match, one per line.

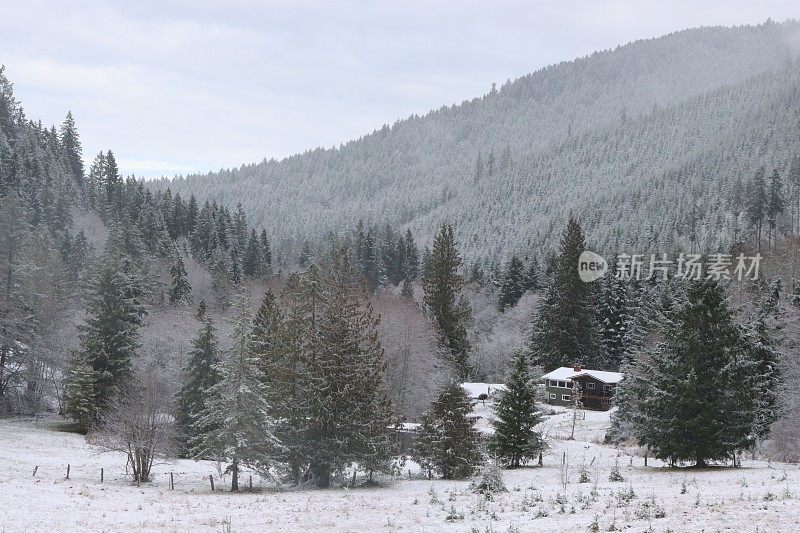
left=1, top=0, right=797, bottom=178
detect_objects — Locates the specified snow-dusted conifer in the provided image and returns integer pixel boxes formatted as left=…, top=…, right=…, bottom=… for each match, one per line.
left=488, top=350, right=543, bottom=467
left=191, top=287, right=280, bottom=491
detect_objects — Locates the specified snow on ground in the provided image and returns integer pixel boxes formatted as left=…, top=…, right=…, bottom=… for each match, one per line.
left=2, top=412, right=799, bottom=532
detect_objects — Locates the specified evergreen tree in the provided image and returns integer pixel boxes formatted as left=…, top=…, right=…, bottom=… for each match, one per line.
left=412, top=381, right=482, bottom=479
left=259, top=229, right=272, bottom=270
left=242, top=228, right=262, bottom=277
left=597, top=261, right=630, bottom=370
left=104, top=150, right=120, bottom=205
left=403, top=229, right=420, bottom=280
left=65, top=253, right=145, bottom=430
left=169, top=252, right=192, bottom=304
left=176, top=318, right=222, bottom=454
left=637, top=279, right=758, bottom=466
left=498, top=256, right=526, bottom=311
left=59, top=111, right=83, bottom=187
left=488, top=350, right=544, bottom=467
left=747, top=291, right=782, bottom=440
left=63, top=352, right=97, bottom=432
left=191, top=288, right=280, bottom=491
left=303, top=250, right=393, bottom=487
left=523, top=256, right=541, bottom=292
left=423, top=224, right=473, bottom=380
left=746, top=166, right=767, bottom=254
left=766, top=169, right=784, bottom=250
left=530, top=218, right=599, bottom=370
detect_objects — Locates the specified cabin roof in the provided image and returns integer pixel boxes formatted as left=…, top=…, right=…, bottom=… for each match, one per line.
left=541, top=367, right=624, bottom=384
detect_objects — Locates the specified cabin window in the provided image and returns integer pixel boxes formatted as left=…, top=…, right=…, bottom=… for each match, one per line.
left=549, top=393, right=556, bottom=400
left=604, top=384, right=614, bottom=391
left=558, top=380, right=567, bottom=388
left=549, top=380, right=558, bottom=387
left=587, top=382, right=595, bottom=390
left=562, top=394, right=571, bottom=402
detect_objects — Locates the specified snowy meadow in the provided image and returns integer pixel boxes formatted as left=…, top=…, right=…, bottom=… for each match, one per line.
left=3, top=408, right=798, bottom=532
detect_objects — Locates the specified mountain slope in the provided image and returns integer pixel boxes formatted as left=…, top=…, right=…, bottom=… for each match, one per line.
left=149, top=20, right=800, bottom=259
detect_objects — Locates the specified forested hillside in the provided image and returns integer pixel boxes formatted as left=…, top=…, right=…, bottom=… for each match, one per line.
left=150, top=21, right=800, bottom=261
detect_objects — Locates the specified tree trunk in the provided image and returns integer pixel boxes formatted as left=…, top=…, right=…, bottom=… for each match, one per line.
left=231, top=456, right=239, bottom=492
left=315, top=464, right=331, bottom=488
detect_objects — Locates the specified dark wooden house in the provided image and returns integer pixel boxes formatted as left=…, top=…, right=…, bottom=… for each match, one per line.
left=541, top=366, right=623, bottom=411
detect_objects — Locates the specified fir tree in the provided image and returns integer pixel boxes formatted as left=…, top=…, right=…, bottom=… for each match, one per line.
left=423, top=224, right=473, bottom=380
left=191, top=288, right=280, bottom=491
left=597, top=261, right=630, bottom=370
left=523, top=256, right=541, bottom=292
left=530, top=218, right=599, bottom=370
left=169, top=253, right=192, bottom=304
left=65, top=253, right=145, bottom=430
left=259, top=229, right=272, bottom=270
left=766, top=169, right=784, bottom=250
left=412, top=381, right=482, bottom=479
left=747, top=291, right=782, bottom=440
left=746, top=166, right=767, bottom=254
left=303, top=250, right=393, bottom=487
left=242, top=228, right=262, bottom=277
left=488, top=350, right=544, bottom=467
left=63, top=352, right=97, bottom=432
left=176, top=318, right=222, bottom=454
left=59, top=111, right=83, bottom=186
left=498, top=256, right=526, bottom=311
left=637, top=279, right=758, bottom=466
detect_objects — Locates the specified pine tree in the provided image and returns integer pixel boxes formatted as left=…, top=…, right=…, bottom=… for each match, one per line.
left=412, top=381, right=482, bottom=479
left=65, top=253, right=145, bottom=430
left=169, top=253, right=192, bottom=304
left=303, top=250, right=393, bottom=487
left=530, top=218, right=599, bottom=370
left=637, top=279, right=758, bottom=466
left=746, top=167, right=767, bottom=254
left=747, top=291, right=782, bottom=440
left=498, top=256, right=526, bottom=311
left=259, top=229, right=272, bottom=270
left=488, top=350, right=543, bottom=467
left=766, top=169, right=785, bottom=250
left=63, top=352, right=97, bottom=432
left=597, top=261, right=630, bottom=370
left=59, top=111, right=83, bottom=187
left=423, top=224, right=473, bottom=380
left=242, top=229, right=262, bottom=277
left=104, top=150, right=120, bottom=205
left=191, top=288, right=280, bottom=491
left=523, top=256, right=541, bottom=292
left=176, top=318, right=222, bottom=454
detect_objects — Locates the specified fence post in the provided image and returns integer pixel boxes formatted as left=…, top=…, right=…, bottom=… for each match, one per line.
left=209, top=474, right=215, bottom=491
left=249, top=475, right=252, bottom=492
left=644, top=455, right=648, bottom=467
left=66, top=464, right=70, bottom=480
left=101, top=468, right=104, bottom=483
left=32, top=466, right=39, bottom=477
left=170, top=472, right=174, bottom=490
left=538, top=452, right=543, bottom=466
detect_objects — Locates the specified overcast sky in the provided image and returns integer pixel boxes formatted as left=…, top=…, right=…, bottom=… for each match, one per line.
left=1, top=1, right=797, bottom=179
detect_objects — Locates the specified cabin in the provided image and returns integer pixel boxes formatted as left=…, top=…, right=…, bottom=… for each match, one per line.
left=541, top=366, right=623, bottom=411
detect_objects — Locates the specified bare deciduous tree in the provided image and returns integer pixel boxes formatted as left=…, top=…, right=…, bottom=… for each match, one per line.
left=98, top=369, right=176, bottom=483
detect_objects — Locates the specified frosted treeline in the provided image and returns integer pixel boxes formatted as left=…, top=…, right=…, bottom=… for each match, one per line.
left=149, top=20, right=800, bottom=262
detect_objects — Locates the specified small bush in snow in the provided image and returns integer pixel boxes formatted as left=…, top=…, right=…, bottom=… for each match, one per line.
left=472, top=463, right=508, bottom=494
left=445, top=506, right=464, bottom=522
left=609, top=460, right=625, bottom=482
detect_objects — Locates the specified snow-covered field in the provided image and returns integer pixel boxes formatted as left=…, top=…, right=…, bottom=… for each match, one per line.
left=2, top=409, right=798, bottom=532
